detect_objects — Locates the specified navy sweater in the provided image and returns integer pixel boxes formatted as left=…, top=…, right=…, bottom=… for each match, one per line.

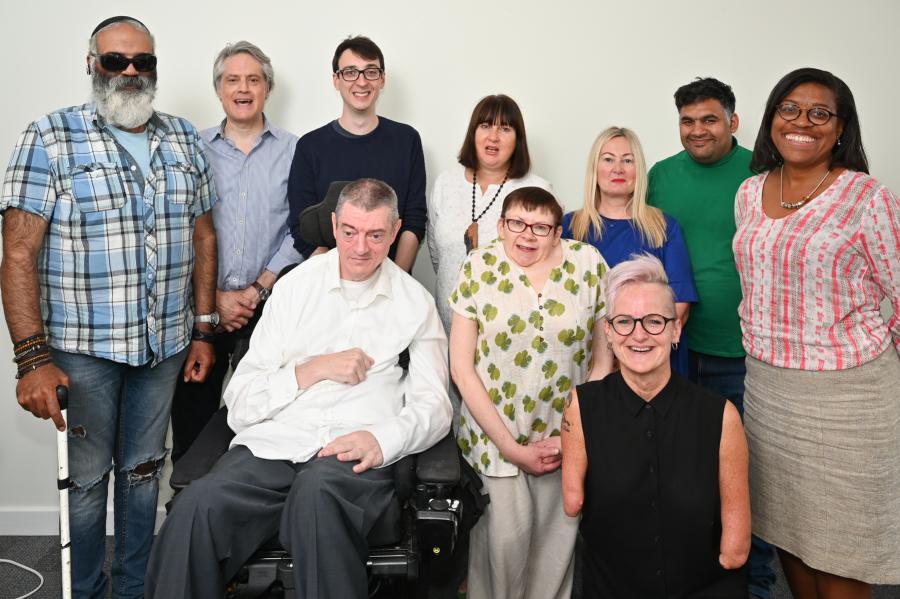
left=287, top=117, right=427, bottom=259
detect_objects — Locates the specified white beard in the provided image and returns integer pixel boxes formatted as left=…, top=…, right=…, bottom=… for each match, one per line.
left=92, top=73, right=157, bottom=129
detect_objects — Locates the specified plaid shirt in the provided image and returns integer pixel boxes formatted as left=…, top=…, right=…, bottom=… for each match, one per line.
left=0, top=103, right=216, bottom=366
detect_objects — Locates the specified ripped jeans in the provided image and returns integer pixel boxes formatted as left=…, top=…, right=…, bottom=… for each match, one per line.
left=51, top=348, right=187, bottom=599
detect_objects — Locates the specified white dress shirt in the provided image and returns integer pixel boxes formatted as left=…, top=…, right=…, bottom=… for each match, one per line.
left=224, top=249, right=452, bottom=466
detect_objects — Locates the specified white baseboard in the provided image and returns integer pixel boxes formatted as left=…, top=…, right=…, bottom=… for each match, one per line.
left=0, top=507, right=167, bottom=535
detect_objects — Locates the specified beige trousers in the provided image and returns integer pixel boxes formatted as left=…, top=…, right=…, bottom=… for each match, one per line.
left=467, top=469, right=579, bottom=599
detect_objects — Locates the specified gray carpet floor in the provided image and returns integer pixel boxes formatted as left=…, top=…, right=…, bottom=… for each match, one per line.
left=1, top=536, right=898, bottom=598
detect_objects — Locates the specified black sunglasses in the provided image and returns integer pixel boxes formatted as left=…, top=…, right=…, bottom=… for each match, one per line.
left=93, top=52, right=157, bottom=73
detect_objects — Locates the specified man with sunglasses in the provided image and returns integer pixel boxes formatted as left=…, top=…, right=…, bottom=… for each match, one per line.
left=0, top=16, right=216, bottom=599
left=286, top=35, right=426, bottom=272
left=646, top=77, right=775, bottom=599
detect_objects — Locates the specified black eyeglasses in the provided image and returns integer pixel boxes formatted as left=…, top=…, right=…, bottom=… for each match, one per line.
left=504, top=218, right=555, bottom=237
left=92, top=52, right=157, bottom=73
left=775, top=102, right=838, bottom=126
left=335, top=67, right=384, bottom=82
left=607, top=314, right=676, bottom=336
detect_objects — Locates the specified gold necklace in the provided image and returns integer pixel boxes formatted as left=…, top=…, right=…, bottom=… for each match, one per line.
left=779, top=167, right=831, bottom=210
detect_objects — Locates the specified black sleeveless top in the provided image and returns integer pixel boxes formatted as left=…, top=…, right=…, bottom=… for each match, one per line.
left=576, top=371, right=747, bottom=599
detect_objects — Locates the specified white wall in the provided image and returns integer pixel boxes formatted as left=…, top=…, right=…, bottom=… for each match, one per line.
left=1, top=0, right=898, bottom=533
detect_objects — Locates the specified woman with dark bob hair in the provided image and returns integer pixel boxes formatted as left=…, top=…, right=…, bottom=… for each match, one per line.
left=734, top=67, right=900, bottom=597
left=427, top=95, right=550, bottom=346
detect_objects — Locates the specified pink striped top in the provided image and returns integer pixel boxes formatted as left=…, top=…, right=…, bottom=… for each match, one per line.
left=733, top=170, right=900, bottom=371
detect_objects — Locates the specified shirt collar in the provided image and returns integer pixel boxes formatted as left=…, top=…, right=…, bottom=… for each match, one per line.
left=206, top=115, right=275, bottom=147
left=323, top=248, right=394, bottom=305
left=618, top=371, right=677, bottom=418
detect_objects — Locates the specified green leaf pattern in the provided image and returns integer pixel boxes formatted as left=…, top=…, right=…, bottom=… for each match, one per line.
left=451, top=240, right=608, bottom=476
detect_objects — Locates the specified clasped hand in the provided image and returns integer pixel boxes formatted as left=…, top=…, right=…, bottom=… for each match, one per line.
left=217, top=288, right=258, bottom=332
left=508, top=436, right=562, bottom=476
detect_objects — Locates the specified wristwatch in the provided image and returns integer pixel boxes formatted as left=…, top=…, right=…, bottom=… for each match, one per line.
left=252, top=281, right=271, bottom=302
left=195, top=312, right=220, bottom=327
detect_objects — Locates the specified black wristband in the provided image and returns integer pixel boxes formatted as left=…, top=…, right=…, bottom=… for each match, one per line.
left=191, top=328, right=216, bottom=343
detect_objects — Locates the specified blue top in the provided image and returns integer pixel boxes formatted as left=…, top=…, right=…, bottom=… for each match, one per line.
left=561, top=211, right=698, bottom=375
left=201, top=117, right=302, bottom=290
left=0, top=103, right=217, bottom=366
left=108, top=126, right=151, bottom=178
left=287, top=117, right=426, bottom=259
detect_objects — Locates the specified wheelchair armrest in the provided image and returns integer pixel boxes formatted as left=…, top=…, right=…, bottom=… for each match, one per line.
left=170, top=406, right=235, bottom=491
left=415, top=432, right=460, bottom=485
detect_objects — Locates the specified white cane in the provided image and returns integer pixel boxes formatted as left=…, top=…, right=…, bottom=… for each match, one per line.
left=56, top=385, right=72, bottom=599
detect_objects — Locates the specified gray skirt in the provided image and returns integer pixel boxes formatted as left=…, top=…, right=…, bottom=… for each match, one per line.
left=745, top=349, right=900, bottom=584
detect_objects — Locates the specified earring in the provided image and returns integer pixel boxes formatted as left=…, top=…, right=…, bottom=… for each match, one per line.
left=606, top=341, right=612, bottom=350
left=672, top=342, right=679, bottom=351
left=837, top=138, right=842, bottom=147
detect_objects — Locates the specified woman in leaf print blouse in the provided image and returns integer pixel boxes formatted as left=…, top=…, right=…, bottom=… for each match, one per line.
left=449, top=187, right=613, bottom=599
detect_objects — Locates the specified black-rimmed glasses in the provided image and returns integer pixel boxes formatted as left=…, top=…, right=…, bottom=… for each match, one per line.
left=91, top=52, right=157, bottom=72
left=504, top=218, right=554, bottom=237
left=335, top=67, right=384, bottom=82
left=775, top=102, right=839, bottom=126
left=607, top=314, right=676, bottom=336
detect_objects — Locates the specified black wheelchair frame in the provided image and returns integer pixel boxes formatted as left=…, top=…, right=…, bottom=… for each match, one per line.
left=169, top=407, right=485, bottom=598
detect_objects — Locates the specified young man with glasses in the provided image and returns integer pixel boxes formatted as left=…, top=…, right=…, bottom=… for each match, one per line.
left=0, top=16, right=217, bottom=598
left=646, top=77, right=775, bottom=599
left=287, top=36, right=426, bottom=272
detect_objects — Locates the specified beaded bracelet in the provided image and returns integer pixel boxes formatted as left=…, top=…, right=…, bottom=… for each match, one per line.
left=16, top=355, right=52, bottom=379
left=14, top=333, right=48, bottom=357
left=14, top=343, right=49, bottom=362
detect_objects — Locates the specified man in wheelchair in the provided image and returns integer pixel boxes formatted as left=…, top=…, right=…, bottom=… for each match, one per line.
left=145, top=178, right=453, bottom=598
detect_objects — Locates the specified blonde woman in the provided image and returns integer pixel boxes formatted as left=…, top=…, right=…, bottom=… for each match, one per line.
left=562, top=126, right=696, bottom=374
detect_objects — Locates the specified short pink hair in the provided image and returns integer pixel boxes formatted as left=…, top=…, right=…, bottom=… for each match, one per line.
left=604, top=254, right=676, bottom=315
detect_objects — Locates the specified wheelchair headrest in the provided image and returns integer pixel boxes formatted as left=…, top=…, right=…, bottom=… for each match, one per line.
left=297, top=180, right=352, bottom=250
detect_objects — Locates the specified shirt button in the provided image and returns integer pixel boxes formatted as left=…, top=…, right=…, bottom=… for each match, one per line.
left=646, top=430, right=653, bottom=438
left=656, top=569, right=662, bottom=576
left=235, top=249, right=242, bottom=255
left=131, top=165, right=137, bottom=171
left=651, top=500, right=657, bottom=508
left=649, top=465, right=655, bottom=473
left=654, top=535, right=660, bottom=543
left=539, top=327, right=544, bottom=331
left=241, top=192, right=246, bottom=198
left=643, top=404, right=651, bottom=410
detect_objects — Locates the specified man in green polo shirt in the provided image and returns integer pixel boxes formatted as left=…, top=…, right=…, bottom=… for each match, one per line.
left=647, top=77, right=774, bottom=599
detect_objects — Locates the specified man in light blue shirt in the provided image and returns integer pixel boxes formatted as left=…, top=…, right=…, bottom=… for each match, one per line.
left=170, top=41, right=302, bottom=462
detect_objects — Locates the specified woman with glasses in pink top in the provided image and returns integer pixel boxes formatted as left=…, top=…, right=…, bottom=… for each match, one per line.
left=734, top=67, right=900, bottom=598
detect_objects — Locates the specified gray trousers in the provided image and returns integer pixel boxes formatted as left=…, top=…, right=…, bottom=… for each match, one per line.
left=144, top=445, right=395, bottom=599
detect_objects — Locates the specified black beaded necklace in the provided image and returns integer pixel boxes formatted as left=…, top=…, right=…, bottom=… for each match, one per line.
left=465, top=170, right=508, bottom=252
left=471, top=170, right=508, bottom=222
